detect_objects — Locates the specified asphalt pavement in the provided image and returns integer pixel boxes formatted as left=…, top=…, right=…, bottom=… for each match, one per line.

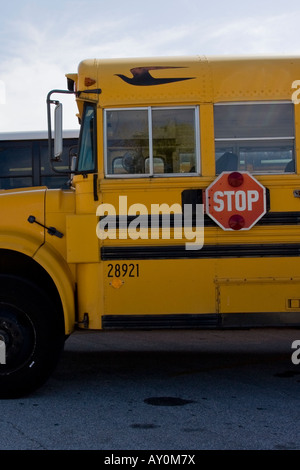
left=0, top=327, right=300, bottom=450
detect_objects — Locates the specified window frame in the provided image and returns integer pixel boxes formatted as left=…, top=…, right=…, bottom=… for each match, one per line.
left=104, top=106, right=200, bottom=178
left=214, top=101, right=295, bottom=175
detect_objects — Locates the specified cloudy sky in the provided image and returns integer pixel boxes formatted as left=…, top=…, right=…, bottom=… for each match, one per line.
left=1, top=0, right=300, bottom=132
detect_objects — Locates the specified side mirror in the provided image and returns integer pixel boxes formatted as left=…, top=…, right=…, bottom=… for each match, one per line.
left=54, top=103, right=63, bottom=160
left=67, top=155, right=78, bottom=186
left=71, top=155, right=77, bottom=172
left=47, top=88, right=76, bottom=173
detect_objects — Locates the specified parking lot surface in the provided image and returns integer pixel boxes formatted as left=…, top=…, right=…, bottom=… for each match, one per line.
left=1, top=328, right=300, bottom=450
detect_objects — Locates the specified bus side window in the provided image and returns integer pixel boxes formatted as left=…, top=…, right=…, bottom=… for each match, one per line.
left=0, top=143, right=32, bottom=189
left=214, top=102, right=295, bottom=175
left=151, top=108, right=197, bottom=175
left=106, top=109, right=148, bottom=176
left=216, top=151, right=238, bottom=173
left=105, top=107, right=199, bottom=177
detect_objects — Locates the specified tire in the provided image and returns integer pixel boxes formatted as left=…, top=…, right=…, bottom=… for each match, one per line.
left=0, top=275, right=65, bottom=398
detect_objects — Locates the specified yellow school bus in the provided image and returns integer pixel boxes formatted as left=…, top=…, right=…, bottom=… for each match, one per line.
left=1, top=55, right=300, bottom=397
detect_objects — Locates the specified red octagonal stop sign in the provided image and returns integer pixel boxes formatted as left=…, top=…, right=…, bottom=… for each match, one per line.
left=205, top=171, right=267, bottom=230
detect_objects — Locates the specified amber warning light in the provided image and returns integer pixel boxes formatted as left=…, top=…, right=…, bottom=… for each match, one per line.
left=84, top=77, right=96, bottom=87
left=205, top=171, right=267, bottom=231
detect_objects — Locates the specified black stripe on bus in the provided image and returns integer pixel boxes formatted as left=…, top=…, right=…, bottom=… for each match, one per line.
left=101, top=312, right=300, bottom=329
left=99, top=211, right=300, bottom=228
left=257, top=211, right=300, bottom=225
left=101, top=243, right=300, bottom=260
left=102, top=313, right=220, bottom=329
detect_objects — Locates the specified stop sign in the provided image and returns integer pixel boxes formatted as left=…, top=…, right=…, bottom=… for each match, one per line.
left=205, top=171, right=267, bottom=230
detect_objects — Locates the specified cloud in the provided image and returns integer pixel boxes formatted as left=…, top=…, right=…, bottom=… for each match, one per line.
left=203, top=13, right=300, bottom=55
left=0, top=13, right=199, bottom=131
left=1, top=3, right=300, bottom=132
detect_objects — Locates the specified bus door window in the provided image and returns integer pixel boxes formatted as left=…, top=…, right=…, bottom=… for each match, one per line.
left=78, top=104, right=96, bottom=173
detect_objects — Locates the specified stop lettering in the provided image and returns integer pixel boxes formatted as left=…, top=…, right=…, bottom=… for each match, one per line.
left=205, top=171, right=267, bottom=230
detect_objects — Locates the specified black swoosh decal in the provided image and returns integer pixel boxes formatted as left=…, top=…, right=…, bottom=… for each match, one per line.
left=115, top=66, right=195, bottom=86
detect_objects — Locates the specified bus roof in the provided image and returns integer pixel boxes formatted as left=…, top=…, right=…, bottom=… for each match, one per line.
left=71, top=55, right=300, bottom=106
left=0, top=130, right=79, bottom=141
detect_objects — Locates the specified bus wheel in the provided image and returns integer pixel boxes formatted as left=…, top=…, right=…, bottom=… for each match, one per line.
left=0, top=275, right=64, bottom=398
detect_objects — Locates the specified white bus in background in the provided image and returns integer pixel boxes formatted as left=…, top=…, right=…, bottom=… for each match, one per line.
left=0, top=130, right=79, bottom=189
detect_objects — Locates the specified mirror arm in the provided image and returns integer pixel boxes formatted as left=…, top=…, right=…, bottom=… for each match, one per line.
left=46, top=88, right=101, bottom=176
left=47, top=89, right=76, bottom=174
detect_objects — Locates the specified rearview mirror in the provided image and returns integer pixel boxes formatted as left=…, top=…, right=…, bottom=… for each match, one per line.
left=54, top=103, right=63, bottom=159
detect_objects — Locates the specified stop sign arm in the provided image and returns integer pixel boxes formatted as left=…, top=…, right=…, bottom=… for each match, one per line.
left=204, top=171, right=269, bottom=231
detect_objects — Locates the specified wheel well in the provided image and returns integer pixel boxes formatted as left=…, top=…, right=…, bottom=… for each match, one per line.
left=0, top=249, right=65, bottom=331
